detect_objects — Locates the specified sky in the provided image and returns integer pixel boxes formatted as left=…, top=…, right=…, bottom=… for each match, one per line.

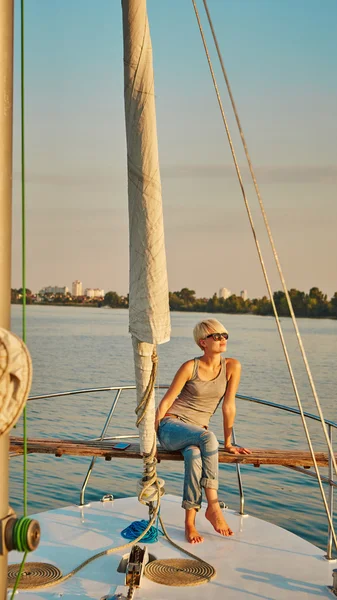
left=11, top=0, right=337, bottom=299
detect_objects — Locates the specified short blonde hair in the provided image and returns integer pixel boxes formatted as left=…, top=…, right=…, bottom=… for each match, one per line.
left=193, top=319, right=228, bottom=348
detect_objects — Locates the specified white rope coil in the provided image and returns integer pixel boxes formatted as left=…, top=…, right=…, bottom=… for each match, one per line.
left=137, top=476, right=165, bottom=503
left=0, top=328, right=32, bottom=435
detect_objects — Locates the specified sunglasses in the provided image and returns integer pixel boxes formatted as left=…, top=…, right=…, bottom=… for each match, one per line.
left=205, top=332, right=229, bottom=341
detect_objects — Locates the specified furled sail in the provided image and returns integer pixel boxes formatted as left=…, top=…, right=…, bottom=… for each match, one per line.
left=122, top=0, right=170, bottom=454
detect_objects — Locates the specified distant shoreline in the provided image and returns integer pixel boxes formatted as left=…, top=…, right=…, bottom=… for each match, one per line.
left=11, top=286, right=337, bottom=319
left=11, top=302, right=336, bottom=320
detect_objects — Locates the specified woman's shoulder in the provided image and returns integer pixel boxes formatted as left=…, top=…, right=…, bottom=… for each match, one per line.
left=225, top=357, right=241, bottom=377
left=177, top=359, right=196, bottom=379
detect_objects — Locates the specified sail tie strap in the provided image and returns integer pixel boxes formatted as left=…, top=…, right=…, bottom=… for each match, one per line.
left=134, top=350, right=161, bottom=505
left=135, top=350, right=158, bottom=427
left=192, top=0, right=337, bottom=551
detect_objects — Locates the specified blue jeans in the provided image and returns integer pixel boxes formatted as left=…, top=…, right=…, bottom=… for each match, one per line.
left=157, top=417, right=219, bottom=510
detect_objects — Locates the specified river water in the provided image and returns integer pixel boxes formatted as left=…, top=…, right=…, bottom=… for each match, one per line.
left=9, top=305, right=337, bottom=553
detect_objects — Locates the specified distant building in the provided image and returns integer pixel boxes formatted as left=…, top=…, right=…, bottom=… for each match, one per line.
left=84, top=288, right=105, bottom=298
left=72, top=280, right=83, bottom=297
left=218, top=287, right=231, bottom=300
left=40, top=286, right=69, bottom=295
left=240, top=289, right=248, bottom=301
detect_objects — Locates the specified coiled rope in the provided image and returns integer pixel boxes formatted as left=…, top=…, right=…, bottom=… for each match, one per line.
left=13, top=517, right=32, bottom=552
left=121, top=518, right=163, bottom=543
left=192, top=0, right=337, bottom=551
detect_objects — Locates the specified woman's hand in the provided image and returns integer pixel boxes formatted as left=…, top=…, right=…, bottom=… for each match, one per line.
left=224, top=445, right=251, bottom=455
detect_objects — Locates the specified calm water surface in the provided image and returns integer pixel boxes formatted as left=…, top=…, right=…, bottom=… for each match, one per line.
left=10, top=305, right=337, bottom=553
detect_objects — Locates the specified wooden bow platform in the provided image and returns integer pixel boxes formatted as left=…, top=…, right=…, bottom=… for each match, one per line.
left=9, top=437, right=335, bottom=467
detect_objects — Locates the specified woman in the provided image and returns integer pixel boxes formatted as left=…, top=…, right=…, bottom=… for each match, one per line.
left=155, top=318, right=250, bottom=544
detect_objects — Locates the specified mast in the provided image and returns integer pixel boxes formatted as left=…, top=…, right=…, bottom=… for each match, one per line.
left=122, top=0, right=170, bottom=455
left=0, top=0, right=14, bottom=596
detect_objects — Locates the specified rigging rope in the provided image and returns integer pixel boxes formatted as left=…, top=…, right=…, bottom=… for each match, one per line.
left=9, top=551, right=28, bottom=598
left=10, top=1, right=29, bottom=597
left=135, top=351, right=158, bottom=427
left=135, top=350, right=161, bottom=505
left=192, top=0, right=337, bottom=551
left=201, top=0, right=337, bottom=483
left=20, top=0, right=28, bottom=519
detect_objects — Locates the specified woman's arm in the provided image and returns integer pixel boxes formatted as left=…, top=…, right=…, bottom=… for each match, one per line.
left=222, top=358, right=251, bottom=455
left=155, top=360, right=194, bottom=431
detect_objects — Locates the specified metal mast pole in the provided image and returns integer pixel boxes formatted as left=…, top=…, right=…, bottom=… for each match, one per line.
left=0, top=0, right=14, bottom=597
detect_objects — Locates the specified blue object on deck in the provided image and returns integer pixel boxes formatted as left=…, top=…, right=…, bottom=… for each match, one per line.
left=121, top=519, right=162, bottom=543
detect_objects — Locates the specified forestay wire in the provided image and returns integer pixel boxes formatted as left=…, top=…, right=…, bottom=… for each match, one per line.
left=191, top=0, right=336, bottom=550
left=201, top=0, right=337, bottom=477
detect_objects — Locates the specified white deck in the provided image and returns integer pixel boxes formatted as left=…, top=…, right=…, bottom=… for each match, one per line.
left=8, top=495, right=335, bottom=599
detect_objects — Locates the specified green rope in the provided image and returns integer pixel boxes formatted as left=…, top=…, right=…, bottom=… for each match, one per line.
left=11, top=2, right=29, bottom=598
left=20, top=0, right=28, bottom=519
left=9, top=551, right=28, bottom=600
left=13, top=517, right=32, bottom=553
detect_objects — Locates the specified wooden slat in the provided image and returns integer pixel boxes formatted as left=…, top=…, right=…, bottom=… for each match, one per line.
left=9, top=436, right=334, bottom=467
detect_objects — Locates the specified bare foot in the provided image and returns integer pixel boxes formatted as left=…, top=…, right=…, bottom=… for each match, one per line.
left=185, top=523, right=204, bottom=544
left=205, top=505, right=233, bottom=537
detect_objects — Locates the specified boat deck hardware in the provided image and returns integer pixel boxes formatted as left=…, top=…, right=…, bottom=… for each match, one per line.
left=125, top=545, right=149, bottom=588
left=101, top=593, right=128, bottom=600
left=331, top=569, right=337, bottom=595
left=101, top=494, right=114, bottom=503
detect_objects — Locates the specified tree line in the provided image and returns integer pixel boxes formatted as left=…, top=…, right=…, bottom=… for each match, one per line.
left=11, top=287, right=337, bottom=318
left=168, top=287, right=337, bottom=318
left=105, top=286, right=337, bottom=318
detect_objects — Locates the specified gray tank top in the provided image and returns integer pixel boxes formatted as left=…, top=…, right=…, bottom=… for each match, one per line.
left=168, top=357, right=227, bottom=428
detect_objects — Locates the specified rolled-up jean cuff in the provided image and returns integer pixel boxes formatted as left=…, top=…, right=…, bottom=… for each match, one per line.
left=182, top=500, right=201, bottom=511
left=201, top=477, right=218, bottom=490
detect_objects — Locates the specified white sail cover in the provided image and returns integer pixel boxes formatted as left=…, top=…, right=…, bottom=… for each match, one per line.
left=122, top=0, right=170, bottom=454
left=122, top=0, right=170, bottom=346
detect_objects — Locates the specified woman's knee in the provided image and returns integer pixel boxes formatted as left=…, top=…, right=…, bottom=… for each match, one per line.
left=200, top=430, right=219, bottom=451
left=182, top=445, right=201, bottom=462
